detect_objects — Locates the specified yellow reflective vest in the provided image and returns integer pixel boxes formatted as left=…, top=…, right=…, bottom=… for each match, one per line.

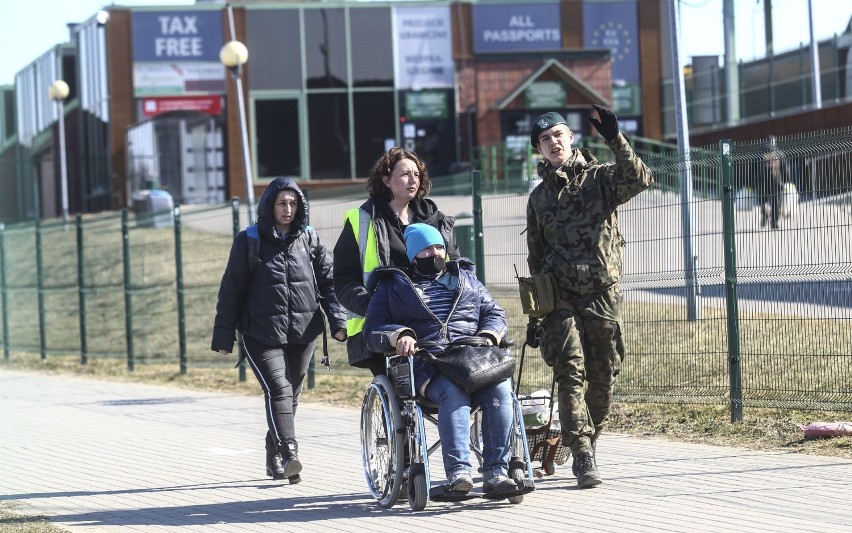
left=343, top=207, right=380, bottom=337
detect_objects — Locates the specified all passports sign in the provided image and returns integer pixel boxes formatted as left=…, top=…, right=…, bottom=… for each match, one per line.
left=472, top=4, right=561, bottom=53
left=132, top=11, right=225, bottom=97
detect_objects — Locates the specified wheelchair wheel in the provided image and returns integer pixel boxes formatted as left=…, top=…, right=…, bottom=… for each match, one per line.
left=506, top=395, right=531, bottom=504
left=409, top=472, right=428, bottom=511
left=507, top=467, right=525, bottom=504
left=361, top=375, right=404, bottom=508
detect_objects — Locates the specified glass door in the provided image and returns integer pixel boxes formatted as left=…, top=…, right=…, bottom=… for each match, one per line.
left=251, top=95, right=303, bottom=180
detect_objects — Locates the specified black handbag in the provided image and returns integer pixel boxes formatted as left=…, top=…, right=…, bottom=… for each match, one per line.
left=421, top=337, right=516, bottom=393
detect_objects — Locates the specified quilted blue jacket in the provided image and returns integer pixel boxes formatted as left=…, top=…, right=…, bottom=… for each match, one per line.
left=363, top=260, right=507, bottom=394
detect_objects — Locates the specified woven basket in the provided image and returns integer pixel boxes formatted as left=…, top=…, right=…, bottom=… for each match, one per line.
left=525, top=426, right=570, bottom=465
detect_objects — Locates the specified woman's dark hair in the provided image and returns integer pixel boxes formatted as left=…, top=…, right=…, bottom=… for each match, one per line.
left=366, top=146, right=432, bottom=202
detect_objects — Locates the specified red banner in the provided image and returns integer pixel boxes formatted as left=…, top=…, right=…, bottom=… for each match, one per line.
left=141, top=95, right=223, bottom=117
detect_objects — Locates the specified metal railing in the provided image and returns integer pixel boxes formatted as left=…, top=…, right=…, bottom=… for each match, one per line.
left=2, top=128, right=851, bottom=416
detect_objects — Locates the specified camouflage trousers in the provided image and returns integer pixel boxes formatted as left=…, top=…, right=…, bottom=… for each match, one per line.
left=538, top=284, right=625, bottom=456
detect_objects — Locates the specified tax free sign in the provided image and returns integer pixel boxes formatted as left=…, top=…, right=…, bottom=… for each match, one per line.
left=133, top=11, right=222, bottom=61
left=131, top=11, right=225, bottom=96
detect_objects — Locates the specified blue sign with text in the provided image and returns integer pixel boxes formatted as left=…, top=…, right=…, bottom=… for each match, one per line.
left=132, top=11, right=223, bottom=62
left=472, top=4, right=561, bottom=54
left=583, top=2, right=640, bottom=82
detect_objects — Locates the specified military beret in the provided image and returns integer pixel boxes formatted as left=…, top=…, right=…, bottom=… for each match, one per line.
left=530, top=111, right=568, bottom=148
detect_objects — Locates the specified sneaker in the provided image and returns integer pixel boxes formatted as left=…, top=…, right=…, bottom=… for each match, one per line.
left=450, top=471, right=473, bottom=493
left=482, top=475, right=516, bottom=495
left=574, top=452, right=601, bottom=488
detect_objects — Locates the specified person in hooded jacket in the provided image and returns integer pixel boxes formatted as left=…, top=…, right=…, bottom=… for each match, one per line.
left=333, top=147, right=459, bottom=376
left=363, top=223, right=517, bottom=496
left=212, top=177, right=347, bottom=484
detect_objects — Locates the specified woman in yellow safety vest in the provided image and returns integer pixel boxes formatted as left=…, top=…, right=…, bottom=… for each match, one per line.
left=333, top=146, right=459, bottom=375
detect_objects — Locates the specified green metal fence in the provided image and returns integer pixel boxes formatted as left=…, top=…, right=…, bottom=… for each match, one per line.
left=1, top=128, right=851, bottom=415
left=470, top=134, right=680, bottom=195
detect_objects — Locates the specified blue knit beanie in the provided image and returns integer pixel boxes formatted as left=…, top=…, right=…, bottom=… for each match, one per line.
left=404, top=223, right=444, bottom=262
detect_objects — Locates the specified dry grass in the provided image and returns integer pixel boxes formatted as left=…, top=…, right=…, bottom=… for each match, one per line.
left=608, top=402, right=852, bottom=459
left=3, top=353, right=851, bottom=460
left=0, top=501, right=66, bottom=533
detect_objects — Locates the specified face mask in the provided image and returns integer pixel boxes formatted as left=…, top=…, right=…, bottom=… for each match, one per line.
left=412, top=255, right=445, bottom=276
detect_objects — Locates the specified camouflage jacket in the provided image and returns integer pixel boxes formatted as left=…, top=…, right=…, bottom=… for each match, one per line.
left=526, top=133, right=653, bottom=298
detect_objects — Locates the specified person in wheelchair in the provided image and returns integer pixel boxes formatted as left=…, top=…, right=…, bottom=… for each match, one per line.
left=363, top=223, right=518, bottom=496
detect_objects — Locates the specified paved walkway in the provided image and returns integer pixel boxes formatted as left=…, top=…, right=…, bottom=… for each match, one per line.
left=2, top=369, right=852, bottom=532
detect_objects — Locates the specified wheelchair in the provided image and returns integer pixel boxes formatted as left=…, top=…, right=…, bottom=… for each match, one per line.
left=359, top=340, right=536, bottom=511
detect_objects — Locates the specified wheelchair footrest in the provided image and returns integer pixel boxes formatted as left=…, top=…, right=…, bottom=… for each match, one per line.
left=429, top=478, right=535, bottom=502
left=480, top=478, right=535, bottom=500
left=429, top=484, right=481, bottom=502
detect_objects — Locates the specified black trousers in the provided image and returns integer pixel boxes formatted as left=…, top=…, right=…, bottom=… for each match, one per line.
left=242, top=335, right=316, bottom=454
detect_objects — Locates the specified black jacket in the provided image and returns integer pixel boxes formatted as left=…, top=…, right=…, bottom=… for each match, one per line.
left=333, top=196, right=458, bottom=366
left=212, top=177, right=347, bottom=352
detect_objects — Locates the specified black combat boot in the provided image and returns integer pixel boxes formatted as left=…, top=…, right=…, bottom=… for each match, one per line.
left=573, top=452, right=602, bottom=489
left=572, top=440, right=596, bottom=477
left=265, top=438, right=286, bottom=480
left=282, top=440, right=302, bottom=484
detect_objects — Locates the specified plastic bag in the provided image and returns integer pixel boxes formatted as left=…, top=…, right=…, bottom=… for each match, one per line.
left=800, top=421, right=852, bottom=438
left=523, top=411, right=550, bottom=428
left=781, top=182, right=799, bottom=219
left=735, top=187, right=754, bottom=211
left=520, top=389, right=550, bottom=415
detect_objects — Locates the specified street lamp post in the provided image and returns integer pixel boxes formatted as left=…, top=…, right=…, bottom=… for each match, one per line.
left=48, top=79, right=70, bottom=224
left=219, top=40, right=255, bottom=224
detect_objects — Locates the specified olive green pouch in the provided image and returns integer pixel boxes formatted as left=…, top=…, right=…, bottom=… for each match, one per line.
left=517, top=270, right=557, bottom=318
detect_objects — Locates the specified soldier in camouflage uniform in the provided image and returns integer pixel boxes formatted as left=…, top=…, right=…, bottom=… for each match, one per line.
left=525, top=105, right=652, bottom=488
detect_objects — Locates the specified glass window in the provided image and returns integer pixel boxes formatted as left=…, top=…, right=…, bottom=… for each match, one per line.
left=255, top=99, right=301, bottom=178
left=62, top=54, right=77, bottom=102
left=246, top=10, right=302, bottom=90
left=308, top=93, right=350, bottom=179
left=350, top=8, right=393, bottom=88
left=3, top=89, right=15, bottom=140
left=304, top=8, right=348, bottom=88
left=353, top=92, right=396, bottom=178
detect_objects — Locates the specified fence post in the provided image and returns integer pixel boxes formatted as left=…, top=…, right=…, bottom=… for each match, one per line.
left=174, top=206, right=187, bottom=375
left=36, top=220, right=46, bottom=361
left=231, top=197, right=246, bottom=382
left=0, top=223, right=7, bottom=360
left=489, top=146, right=498, bottom=193
left=471, top=170, right=485, bottom=283
left=719, top=139, right=743, bottom=423
left=76, top=214, right=87, bottom=365
left=122, top=208, right=134, bottom=371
